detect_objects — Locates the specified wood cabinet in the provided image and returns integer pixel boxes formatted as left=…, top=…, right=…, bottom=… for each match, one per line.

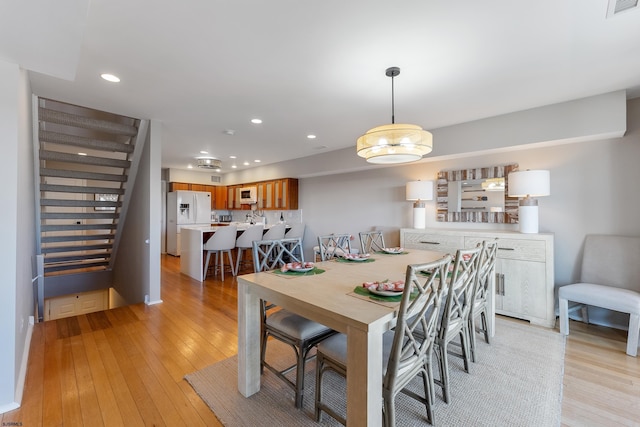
left=168, top=183, right=227, bottom=210
left=400, top=228, right=554, bottom=328
left=168, top=178, right=298, bottom=211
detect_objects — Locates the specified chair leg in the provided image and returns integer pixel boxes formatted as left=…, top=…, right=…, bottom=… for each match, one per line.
left=627, top=314, right=639, bottom=357
left=460, top=329, right=471, bottom=373
left=235, top=248, right=243, bottom=275
left=559, top=297, right=570, bottom=335
left=314, top=354, right=324, bottom=422
left=419, top=367, right=434, bottom=425
left=438, top=342, right=450, bottom=403
left=468, top=316, right=478, bottom=363
left=481, top=310, right=490, bottom=344
left=225, top=250, right=236, bottom=276
left=203, top=251, right=212, bottom=279
left=294, top=346, right=306, bottom=408
left=219, top=250, right=225, bottom=281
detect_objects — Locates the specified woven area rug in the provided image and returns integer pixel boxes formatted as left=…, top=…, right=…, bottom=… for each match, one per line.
left=185, top=317, right=565, bottom=426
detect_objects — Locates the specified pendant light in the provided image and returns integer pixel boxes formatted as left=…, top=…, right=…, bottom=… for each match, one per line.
left=356, top=67, right=433, bottom=164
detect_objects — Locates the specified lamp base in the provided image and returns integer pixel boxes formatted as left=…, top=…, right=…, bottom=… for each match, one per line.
left=413, top=206, right=426, bottom=229
left=518, top=205, right=539, bottom=234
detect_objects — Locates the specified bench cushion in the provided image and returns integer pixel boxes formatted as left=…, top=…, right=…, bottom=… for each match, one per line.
left=559, top=283, right=640, bottom=315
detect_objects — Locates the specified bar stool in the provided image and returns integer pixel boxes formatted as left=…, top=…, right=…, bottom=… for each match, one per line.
left=284, top=223, right=305, bottom=260
left=235, top=224, right=265, bottom=275
left=263, top=223, right=286, bottom=240
left=203, top=225, right=237, bottom=281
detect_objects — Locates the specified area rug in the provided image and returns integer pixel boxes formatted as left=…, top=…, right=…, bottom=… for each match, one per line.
left=185, top=317, right=565, bottom=426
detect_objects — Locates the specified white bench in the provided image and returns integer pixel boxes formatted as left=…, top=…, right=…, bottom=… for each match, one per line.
left=559, top=235, right=640, bottom=357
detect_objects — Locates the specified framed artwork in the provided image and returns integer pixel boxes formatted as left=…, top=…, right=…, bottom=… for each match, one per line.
left=95, top=193, right=118, bottom=211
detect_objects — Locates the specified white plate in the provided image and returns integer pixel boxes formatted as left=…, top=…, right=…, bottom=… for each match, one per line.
left=368, top=287, right=403, bottom=297
left=343, top=256, right=369, bottom=262
left=290, top=266, right=313, bottom=272
left=382, top=248, right=404, bottom=254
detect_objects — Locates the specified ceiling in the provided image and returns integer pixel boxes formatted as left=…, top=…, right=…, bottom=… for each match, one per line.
left=3, top=0, right=640, bottom=175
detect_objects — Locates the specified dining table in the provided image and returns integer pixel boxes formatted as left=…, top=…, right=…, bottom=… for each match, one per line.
left=237, top=248, right=453, bottom=427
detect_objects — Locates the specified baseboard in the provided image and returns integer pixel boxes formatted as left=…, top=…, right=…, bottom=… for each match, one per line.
left=14, top=316, right=34, bottom=406
left=145, top=298, right=163, bottom=306
left=0, top=316, right=33, bottom=414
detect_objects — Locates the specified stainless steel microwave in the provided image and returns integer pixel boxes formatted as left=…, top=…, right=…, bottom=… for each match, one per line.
left=239, top=186, right=257, bottom=204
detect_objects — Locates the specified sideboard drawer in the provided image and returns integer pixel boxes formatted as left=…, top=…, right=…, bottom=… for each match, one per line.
left=403, top=232, right=464, bottom=254
left=465, top=237, right=546, bottom=262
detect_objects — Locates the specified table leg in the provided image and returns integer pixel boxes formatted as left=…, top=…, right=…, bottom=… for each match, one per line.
left=346, top=325, right=383, bottom=427
left=237, top=279, right=261, bottom=397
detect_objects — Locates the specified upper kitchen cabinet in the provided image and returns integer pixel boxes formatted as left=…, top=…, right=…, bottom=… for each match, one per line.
left=169, top=182, right=190, bottom=191
left=256, top=178, right=298, bottom=210
left=214, top=186, right=227, bottom=210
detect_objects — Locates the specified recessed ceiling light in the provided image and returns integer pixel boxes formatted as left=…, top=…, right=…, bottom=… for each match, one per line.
left=187, top=164, right=193, bottom=169
left=232, top=165, right=237, bottom=169
left=243, top=161, right=250, bottom=166
left=254, top=159, right=261, bottom=163
left=223, top=129, right=236, bottom=135
left=100, top=73, right=120, bottom=83
left=229, top=155, right=237, bottom=159
left=307, top=134, right=317, bottom=139
left=251, top=118, right=262, bottom=124
left=78, top=152, right=87, bottom=156
left=200, top=150, right=208, bottom=154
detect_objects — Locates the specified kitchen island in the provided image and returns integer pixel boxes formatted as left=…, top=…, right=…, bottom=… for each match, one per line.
left=180, top=223, right=289, bottom=282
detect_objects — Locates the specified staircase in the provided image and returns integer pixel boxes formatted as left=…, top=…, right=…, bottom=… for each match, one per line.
left=33, top=97, right=148, bottom=321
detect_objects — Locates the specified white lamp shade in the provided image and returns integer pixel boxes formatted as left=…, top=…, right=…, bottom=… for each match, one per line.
left=508, top=170, right=550, bottom=197
left=406, top=180, right=433, bottom=201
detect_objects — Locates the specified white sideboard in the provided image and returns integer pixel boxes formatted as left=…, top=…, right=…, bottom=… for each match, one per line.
left=400, top=228, right=555, bottom=328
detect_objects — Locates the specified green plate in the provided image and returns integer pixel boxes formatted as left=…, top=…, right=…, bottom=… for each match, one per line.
left=273, top=267, right=325, bottom=276
left=353, top=285, right=417, bottom=302
left=336, top=257, right=375, bottom=263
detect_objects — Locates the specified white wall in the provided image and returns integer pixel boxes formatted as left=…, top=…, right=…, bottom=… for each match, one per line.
left=0, top=61, right=35, bottom=411
left=112, top=120, right=162, bottom=305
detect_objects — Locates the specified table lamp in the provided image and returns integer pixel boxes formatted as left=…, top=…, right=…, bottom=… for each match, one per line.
left=406, top=180, right=433, bottom=229
left=507, top=170, right=550, bottom=233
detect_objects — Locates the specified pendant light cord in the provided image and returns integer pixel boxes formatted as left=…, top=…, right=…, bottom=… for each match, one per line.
left=391, top=73, right=395, bottom=124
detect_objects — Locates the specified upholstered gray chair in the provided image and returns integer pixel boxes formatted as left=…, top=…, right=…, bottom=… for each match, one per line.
left=435, top=245, right=481, bottom=403
left=468, top=239, right=498, bottom=362
left=559, top=234, right=640, bottom=357
left=314, top=255, right=453, bottom=426
left=252, top=238, right=336, bottom=408
left=359, top=230, right=386, bottom=254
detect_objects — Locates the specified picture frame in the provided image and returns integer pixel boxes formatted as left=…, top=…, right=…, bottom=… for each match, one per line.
left=94, top=193, right=118, bottom=211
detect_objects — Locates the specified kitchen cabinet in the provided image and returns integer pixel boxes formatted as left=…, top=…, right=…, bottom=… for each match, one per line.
left=256, top=178, right=298, bottom=210
left=169, top=182, right=190, bottom=191
left=214, top=186, right=227, bottom=210
left=400, top=228, right=554, bottom=328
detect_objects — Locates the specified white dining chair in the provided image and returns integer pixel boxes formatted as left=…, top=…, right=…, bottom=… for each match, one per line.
left=203, top=224, right=237, bottom=281
left=359, top=230, right=386, bottom=254
left=314, top=233, right=352, bottom=261
left=435, top=245, right=481, bottom=403
left=314, top=255, right=453, bottom=425
left=252, top=237, right=336, bottom=408
left=235, top=224, right=265, bottom=274
left=468, top=238, right=498, bottom=362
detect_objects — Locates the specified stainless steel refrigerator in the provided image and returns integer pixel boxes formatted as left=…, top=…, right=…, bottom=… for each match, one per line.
left=166, top=190, right=211, bottom=256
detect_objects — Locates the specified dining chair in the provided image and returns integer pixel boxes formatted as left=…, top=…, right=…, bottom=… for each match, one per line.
left=434, top=245, right=481, bottom=403
left=314, top=255, right=452, bottom=426
left=283, top=223, right=305, bottom=261
left=262, top=223, right=286, bottom=240
left=359, top=230, right=386, bottom=254
left=468, top=239, right=498, bottom=362
left=314, top=233, right=352, bottom=261
left=252, top=238, right=336, bottom=408
left=235, top=224, right=265, bottom=274
left=203, top=224, right=238, bottom=281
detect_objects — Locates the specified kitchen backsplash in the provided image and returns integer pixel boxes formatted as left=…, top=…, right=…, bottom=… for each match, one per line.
left=211, top=209, right=303, bottom=225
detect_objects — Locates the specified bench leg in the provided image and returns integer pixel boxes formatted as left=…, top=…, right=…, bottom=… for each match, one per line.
left=627, top=314, right=639, bottom=357
left=559, top=297, right=569, bottom=335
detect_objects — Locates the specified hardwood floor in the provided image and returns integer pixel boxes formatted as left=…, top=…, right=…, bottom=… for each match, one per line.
left=2, top=254, right=638, bottom=426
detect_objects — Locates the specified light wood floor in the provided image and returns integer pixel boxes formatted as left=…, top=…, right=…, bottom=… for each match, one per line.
left=2, top=254, right=638, bottom=426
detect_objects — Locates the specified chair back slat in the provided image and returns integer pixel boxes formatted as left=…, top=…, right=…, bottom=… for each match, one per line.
left=252, top=237, right=304, bottom=272
left=359, top=231, right=385, bottom=254
left=384, top=255, right=452, bottom=392
left=439, top=245, right=482, bottom=338
left=317, top=233, right=352, bottom=261
left=473, top=239, right=499, bottom=304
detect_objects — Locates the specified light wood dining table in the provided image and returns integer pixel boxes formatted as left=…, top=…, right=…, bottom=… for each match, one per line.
left=237, top=248, right=448, bottom=427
